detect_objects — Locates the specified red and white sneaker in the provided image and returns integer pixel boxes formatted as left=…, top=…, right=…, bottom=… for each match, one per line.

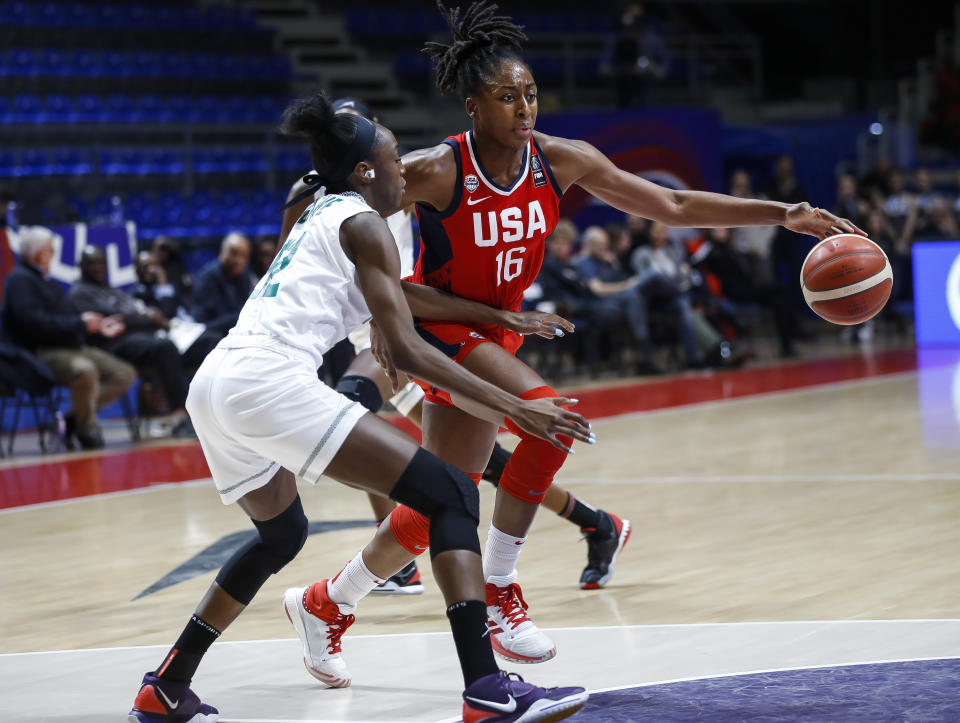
left=485, top=573, right=557, bottom=664
left=283, top=582, right=355, bottom=688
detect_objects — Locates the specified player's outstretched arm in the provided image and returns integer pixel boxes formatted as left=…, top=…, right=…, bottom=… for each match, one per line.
left=539, top=133, right=866, bottom=240
left=341, top=212, right=593, bottom=452
left=399, top=281, right=573, bottom=339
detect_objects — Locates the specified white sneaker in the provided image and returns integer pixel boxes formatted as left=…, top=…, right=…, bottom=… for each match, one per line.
left=485, top=573, right=557, bottom=664
left=283, top=583, right=355, bottom=688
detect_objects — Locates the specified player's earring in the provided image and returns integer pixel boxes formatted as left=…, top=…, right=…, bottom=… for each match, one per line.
left=364, top=169, right=376, bottom=179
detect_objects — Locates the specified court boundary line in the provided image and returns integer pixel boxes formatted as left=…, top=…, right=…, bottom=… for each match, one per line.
left=4, top=619, right=959, bottom=658
left=432, top=654, right=960, bottom=723
left=0, top=367, right=932, bottom=513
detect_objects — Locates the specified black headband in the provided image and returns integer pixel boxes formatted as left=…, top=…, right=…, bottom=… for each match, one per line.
left=321, top=115, right=378, bottom=185
left=281, top=115, right=378, bottom=211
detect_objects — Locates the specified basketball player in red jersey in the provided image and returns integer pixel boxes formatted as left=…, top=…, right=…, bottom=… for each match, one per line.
left=281, top=100, right=633, bottom=594
left=288, top=0, right=865, bottom=671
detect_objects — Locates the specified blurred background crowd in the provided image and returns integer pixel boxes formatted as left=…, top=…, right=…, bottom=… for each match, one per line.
left=0, top=0, right=958, bottom=448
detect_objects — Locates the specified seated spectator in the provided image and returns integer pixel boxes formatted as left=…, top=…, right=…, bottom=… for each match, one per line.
left=833, top=172, right=868, bottom=229
left=632, top=221, right=742, bottom=368
left=539, top=224, right=660, bottom=373
left=913, top=168, right=946, bottom=237
left=729, top=169, right=776, bottom=283
left=131, top=250, right=222, bottom=376
left=695, top=227, right=801, bottom=358
left=883, top=168, right=918, bottom=244
left=152, top=235, right=194, bottom=305
left=251, top=236, right=279, bottom=280
left=69, top=246, right=196, bottom=437
left=191, top=232, right=253, bottom=338
left=1, top=227, right=136, bottom=449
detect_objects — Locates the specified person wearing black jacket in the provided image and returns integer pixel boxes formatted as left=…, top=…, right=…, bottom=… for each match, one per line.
left=190, top=232, right=253, bottom=338
left=0, top=227, right=135, bottom=448
left=68, top=246, right=196, bottom=437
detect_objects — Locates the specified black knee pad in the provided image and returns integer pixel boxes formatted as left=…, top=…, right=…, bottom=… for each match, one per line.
left=336, top=374, right=384, bottom=413
left=215, top=495, right=308, bottom=605
left=389, top=448, right=481, bottom=557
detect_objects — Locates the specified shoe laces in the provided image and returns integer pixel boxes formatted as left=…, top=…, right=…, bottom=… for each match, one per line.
left=323, top=611, right=355, bottom=654
left=491, top=583, right=530, bottom=629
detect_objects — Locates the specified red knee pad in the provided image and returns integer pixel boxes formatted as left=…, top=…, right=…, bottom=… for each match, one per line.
left=388, top=472, right=482, bottom=555
left=500, top=386, right=572, bottom=505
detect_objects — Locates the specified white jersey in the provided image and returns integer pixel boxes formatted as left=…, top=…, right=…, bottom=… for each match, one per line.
left=386, top=208, right=415, bottom=278
left=224, top=192, right=374, bottom=368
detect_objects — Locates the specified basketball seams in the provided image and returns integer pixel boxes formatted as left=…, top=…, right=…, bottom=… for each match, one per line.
left=811, top=279, right=893, bottom=325
left=802, top=251, right=884, bottom=287
left=802, top=262, right=892, bottom=303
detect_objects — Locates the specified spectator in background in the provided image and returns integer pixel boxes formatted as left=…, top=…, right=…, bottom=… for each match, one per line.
left=631, top=221, right=733, bottom=368
left=729, top=169, right=776, bottom=283
left=763, top=155, right=809, bottom=295
left=151, top=235, right=194, bottom=305
left=1, top=227, right=136, bottom=449
left=913, top=168, right=942, bottom=237
left=191, top=232, right=253, bottom=338
left=250, top=235, right=279, bottom=280
left=883, top=168, right=918, bottom=248
left=859, top=157, right=893, bottom=198
left=69, top=246, right=196, bottom=437
left=696, top=226, right=801, bottom=358
left=603, top=2, right=668, bottom=109
left=537, top=223, right=660, bottom=373
left=131, top=250, right=222, bottom=377
left=833, top=173, right=867, bottom=228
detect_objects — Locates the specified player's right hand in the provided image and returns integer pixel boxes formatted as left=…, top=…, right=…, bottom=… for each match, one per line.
left=511, top=397, right=595, bottom=454
left=502, top=310, right=575, bottom=339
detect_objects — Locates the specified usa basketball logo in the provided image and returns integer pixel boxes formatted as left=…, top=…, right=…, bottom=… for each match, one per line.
left=464, top=174, right=480, bottom=193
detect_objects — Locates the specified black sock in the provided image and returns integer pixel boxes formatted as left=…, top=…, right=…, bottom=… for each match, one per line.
left=558, top=491, right=610, bottom=533
left=155, top=615, right=221, bottom=682
left=446, top=600, right=498, bottom=686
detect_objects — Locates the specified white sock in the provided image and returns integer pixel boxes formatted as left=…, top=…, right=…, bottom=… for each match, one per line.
left=483, top=525, right=526, bottom=581
left=326, top=550, right=382, bottom=608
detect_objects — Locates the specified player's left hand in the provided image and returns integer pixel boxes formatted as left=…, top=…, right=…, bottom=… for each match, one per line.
left=784, top=202, right=867, bottom=240
left=502, top=310, right=575, bottom=339
left=370, top=320, right=410, bottom=394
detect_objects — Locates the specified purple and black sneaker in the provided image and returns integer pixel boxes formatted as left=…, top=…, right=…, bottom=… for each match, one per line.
left=128, top=672, right=219, bottom=723
left=462, top=670, right=587, bottom=722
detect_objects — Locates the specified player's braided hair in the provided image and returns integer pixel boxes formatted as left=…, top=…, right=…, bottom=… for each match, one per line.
left=423, top=1, right=528, bottom=99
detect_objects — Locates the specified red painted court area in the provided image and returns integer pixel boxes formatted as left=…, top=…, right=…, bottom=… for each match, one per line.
left=0, top=349, right=924, bottom=509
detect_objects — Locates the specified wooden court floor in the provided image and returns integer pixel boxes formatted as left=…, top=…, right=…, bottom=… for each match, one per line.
left=1, top=345, right=959, bottom=721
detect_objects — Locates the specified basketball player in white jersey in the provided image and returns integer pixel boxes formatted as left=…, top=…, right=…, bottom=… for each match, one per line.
left=281, top=98, right=633, bottom=595
left=128, top=93, right=592, bottom=723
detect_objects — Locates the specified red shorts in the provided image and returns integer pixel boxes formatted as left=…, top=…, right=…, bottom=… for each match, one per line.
left=413, top=320, right=522, bottom=407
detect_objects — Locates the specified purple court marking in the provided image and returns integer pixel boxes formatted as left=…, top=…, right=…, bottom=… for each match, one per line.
left=578, top=658, right=960, bottom=722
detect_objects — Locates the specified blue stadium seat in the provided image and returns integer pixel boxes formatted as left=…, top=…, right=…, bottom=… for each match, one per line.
left=253, top=95, right=283, bottom=123
left=0, top=97, right=10, bottom=124
left=37, top=49, right=66, bottom=76
left=42, top=94, right=74, bottom=123
left=52, top=149, right=92, bottom=175
left=104, top=94, right=136, bottom=123
left=20, top=150, right=52, bottom=177
left=192, top=148, right=231, bottom=174
left=7, top=49, right=37, bottom=78
left=12, top=94, right=43, bottom=123
left=275, top=148, right=310, bottom=172
left=144, top=149, right=183, bottom=175
left=73, top=94, right=105, bottom=123
left=99, top=149, right=146, bottom=175
left=123, top=193, right=151, bottom=224
left=229, top=149, right=267, bottom=174
left=166, top=95, right=192, bottom=123
left=66, top=49, right=100, bottom=77
left=0, top=152, right=19, bottom=178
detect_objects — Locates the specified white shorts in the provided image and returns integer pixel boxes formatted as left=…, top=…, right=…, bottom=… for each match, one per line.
left=187, top=343, right=368, bottom=505
left=346, top=321, right=425, bottom=416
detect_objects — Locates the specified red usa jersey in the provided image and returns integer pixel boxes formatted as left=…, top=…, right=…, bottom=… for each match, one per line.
left=412, top=130, right=562, bottom=318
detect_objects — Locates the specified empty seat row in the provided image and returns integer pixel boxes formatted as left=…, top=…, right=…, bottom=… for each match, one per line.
left=0, top=2, right=259, bottom=31
left=0, top=94, right=287, bottom=124
left=0, top=49, right=292, bottom=81
left=348, top=9, right=612, bottom=36
left=0, top=147, right=310, bottom=178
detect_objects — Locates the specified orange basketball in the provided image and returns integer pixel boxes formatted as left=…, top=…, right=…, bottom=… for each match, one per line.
left=800, top=233, right=893, bottom=325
